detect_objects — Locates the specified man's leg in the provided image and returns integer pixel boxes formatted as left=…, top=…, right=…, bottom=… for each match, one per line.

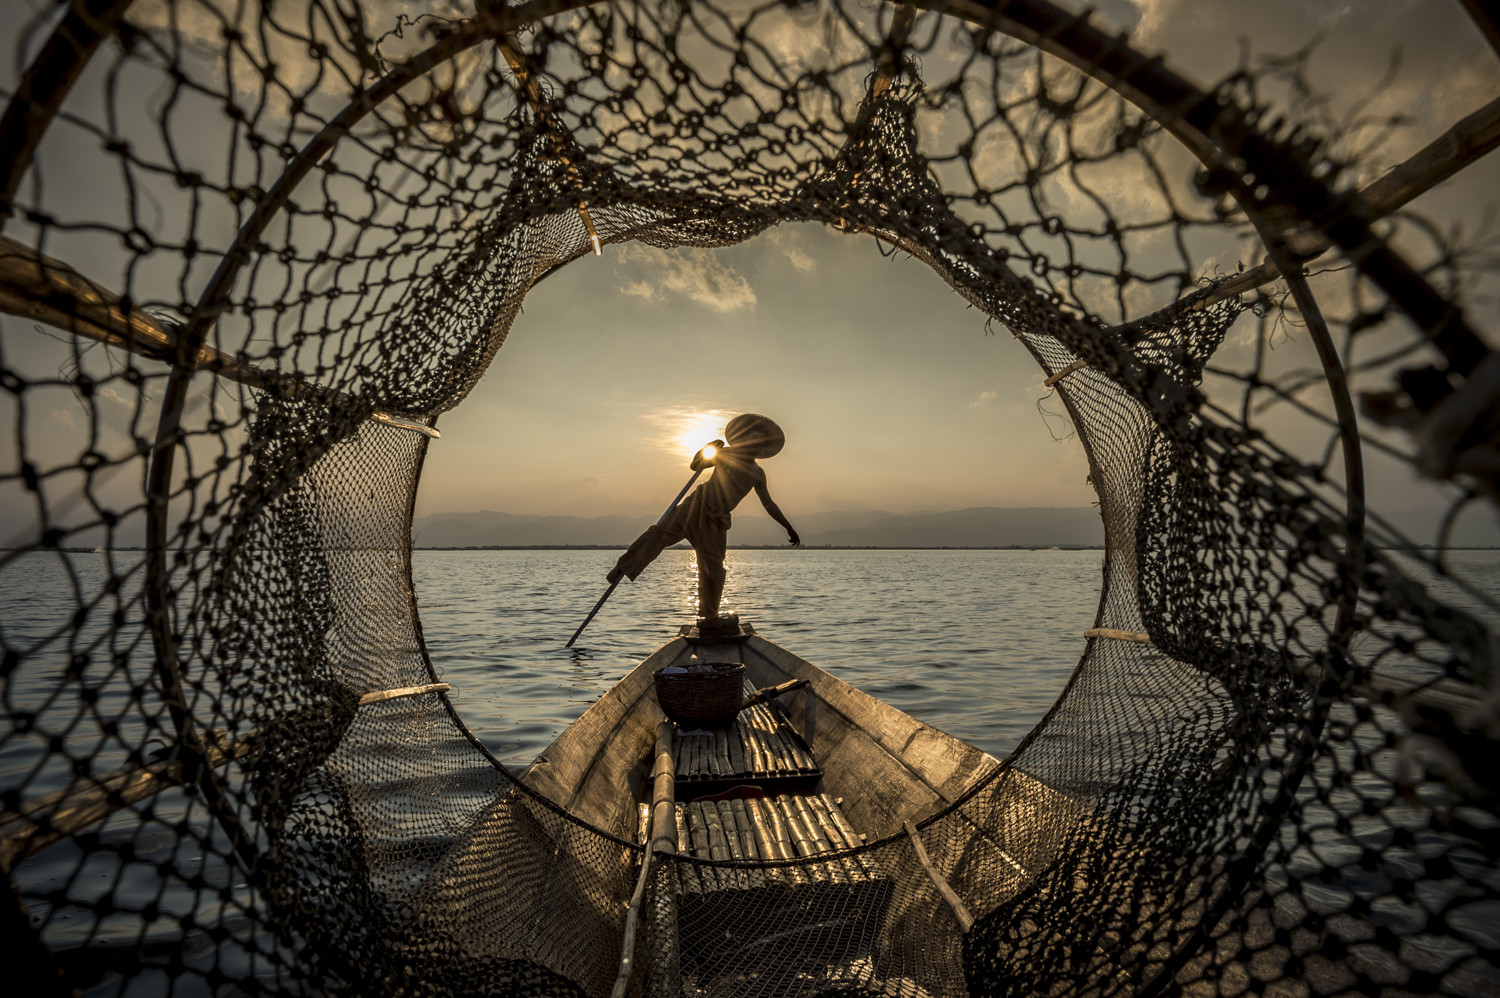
left=611, top=506, right=688, bottom=582
left=687, top=510, right=730, bottom=619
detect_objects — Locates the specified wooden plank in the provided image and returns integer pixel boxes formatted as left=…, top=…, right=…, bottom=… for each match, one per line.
left=522, top=638, right=686, bottom=830
left=905, top=821, right=974, bottom=933
left=742, top=637, right=1000, bottom=840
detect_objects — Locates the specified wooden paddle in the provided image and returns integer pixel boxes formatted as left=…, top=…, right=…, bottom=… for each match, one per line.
left=565, top=466, right=705, bottom=648
left=739, top=678, right=809, bottom=711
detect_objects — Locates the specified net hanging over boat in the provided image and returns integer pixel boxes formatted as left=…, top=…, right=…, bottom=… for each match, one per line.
left=1, top=1, right=1497, bottom=996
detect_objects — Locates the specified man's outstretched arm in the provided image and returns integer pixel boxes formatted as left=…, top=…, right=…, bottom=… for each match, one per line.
left=690, top=439, right=726, bottom=472
left=754, top=482, right=800, bottom=546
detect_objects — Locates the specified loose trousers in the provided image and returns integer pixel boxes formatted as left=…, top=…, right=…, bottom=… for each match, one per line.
left=615, top=493, right=730, bottom=618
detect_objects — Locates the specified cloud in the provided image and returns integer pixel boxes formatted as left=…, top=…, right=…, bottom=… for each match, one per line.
left=786, top=247, right=816, bottom=273
left=618, top=246, right=757, bottom=313
left=969, top=390, right=999, bottom=410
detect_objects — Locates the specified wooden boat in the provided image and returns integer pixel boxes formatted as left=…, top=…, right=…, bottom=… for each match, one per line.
left=510, top=619, right=1066, bottom=997
left=523, top=621, right=1003, bottom=850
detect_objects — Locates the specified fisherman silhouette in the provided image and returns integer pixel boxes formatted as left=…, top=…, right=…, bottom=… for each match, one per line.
left=608, top=413, right=800, bottom=622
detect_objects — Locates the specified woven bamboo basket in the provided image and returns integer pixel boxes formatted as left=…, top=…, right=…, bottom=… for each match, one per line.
left=654, top=664, right=745, bottom=728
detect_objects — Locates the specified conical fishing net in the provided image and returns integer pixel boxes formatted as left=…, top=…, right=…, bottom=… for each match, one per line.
left=1, top=1, right=1497, bottom=995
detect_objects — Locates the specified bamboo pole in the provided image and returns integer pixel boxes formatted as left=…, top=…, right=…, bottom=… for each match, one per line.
left=649, top=722, right=677, bottom=857
left=743, top=798, right=783, bottom=886
left=904, top=821, right=974, bottom=933
left=674, top=804, right=701, bottom=894
left=747, top=708, right=784, bottom=771
left=714, top=729, right=734, bottom=775
left=806, top=795, right=863, bottom=883
left=496, top=36, right=603, bottom=253
left=821, top=794, right=881, bottom=879
left=758, top=705, right=815, bottom=771
left=793, top=796, right=848, bottom=885
left=761, top=798, right=794, bottom=858
left=686, top=803, right=717, bottom=891
left=741, top=723, right=764, bottom=775
left=742, top=717, right=769, bottom=773
left=725, top=725, right=747, bottom=775
left=714, top=800, right=750, bottom=889
left=775, top=797, right=815, bottom=857
left=728, top=798, right=766, bottom=888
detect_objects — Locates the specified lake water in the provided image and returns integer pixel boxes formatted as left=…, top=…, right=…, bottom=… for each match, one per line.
left=2, top=546, right=1497, bottom=786
left=410, top=547, right=1500, bottom=766
left=2, top=545, right=1498, bottom=996
left=413, top=547, right=1108, bottom=765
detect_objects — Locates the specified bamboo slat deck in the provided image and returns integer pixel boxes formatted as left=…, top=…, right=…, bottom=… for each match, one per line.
left=671, top=683, right=821, bottom=789
left=640, top=793, right=882, bottom=892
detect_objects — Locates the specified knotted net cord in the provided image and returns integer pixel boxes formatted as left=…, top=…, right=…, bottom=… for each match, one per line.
left=0, top=1, right=1495, bottom=995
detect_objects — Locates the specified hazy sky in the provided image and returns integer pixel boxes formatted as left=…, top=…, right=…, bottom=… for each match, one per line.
left=1, top=0, right=1495, bottom=538
left=413, top=0, right=1500, bottom=522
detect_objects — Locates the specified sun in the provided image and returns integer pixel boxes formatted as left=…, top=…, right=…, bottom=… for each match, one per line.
left=673, top=411, right=731, bottom=458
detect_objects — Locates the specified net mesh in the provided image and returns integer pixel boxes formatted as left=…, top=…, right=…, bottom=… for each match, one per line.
left=1, top=1, right=1496, bottom=996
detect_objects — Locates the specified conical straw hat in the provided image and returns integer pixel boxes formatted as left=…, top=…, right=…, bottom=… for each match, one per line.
left=724, top=413, right=785, bottom=458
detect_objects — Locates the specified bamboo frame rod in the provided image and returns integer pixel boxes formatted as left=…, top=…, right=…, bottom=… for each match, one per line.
left=496, top=36, right=602, bottom=254
left=0, top=729, right=251, bottom=872
left=1195, top=94, right=1500, bottom=309
left=610, top=723, right=675, bottom=998
left=0, top=235, right=439, bottom=437
left=1043, top=358, right=1089, bottom=387
left=357, top=682, right=451, bottom=706
left=1084, top=628, right=1153, bottom=644
left=609, top=836, right=654, bottom=998
left=905, top=820, right=974, bottom=933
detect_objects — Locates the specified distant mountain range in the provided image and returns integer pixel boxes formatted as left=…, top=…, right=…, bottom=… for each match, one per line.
left=413, top=507, right=1108, bottom=548
left=410, top=501, right=1500, bottom=550
left=6, top=501, right=1493, bottom=552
